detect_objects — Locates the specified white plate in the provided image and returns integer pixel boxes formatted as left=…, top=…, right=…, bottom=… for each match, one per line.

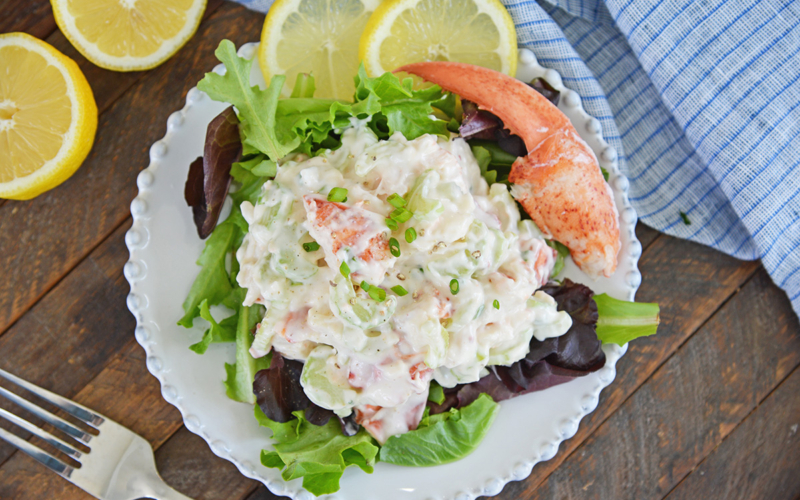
left=125, top=43, right=641, bottom=500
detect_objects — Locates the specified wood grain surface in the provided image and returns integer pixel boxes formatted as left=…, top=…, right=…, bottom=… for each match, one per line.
left=1, top=0, right=55, bottom=39
left=0, top=0, right=253, bottom=339
left=1, top=2, right=798, bottom=500
left=665, top=366, right=800, bottom=500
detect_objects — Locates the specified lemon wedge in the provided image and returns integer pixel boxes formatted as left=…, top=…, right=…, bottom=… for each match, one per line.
left=51, top=0, right=207, bottom=71
left=259, top=0, right=381, bottom=99
left=359, top=0, right=517, bottom=77
left=0, top=33, right=98, bottom=201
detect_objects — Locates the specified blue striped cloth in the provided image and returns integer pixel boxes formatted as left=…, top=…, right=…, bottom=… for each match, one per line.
left=231, top=0, right=800, bottom=317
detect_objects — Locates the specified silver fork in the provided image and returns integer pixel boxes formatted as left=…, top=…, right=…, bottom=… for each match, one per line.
left=0, top=367, right=192, bottom=500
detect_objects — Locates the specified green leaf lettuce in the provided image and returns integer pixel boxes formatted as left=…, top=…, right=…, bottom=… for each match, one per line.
left=197, top=40, right=297, bottom=161
left=256, top=407, right=379, bottom=496
left=199, top=40, right=452, bottom=167
left=223, top=294, right=269, bottom=403
left=379, top=393, right=499, bottom=467
left=188, top=299, right=237, bottom=354
left=178, top=218, right=238, bottom=328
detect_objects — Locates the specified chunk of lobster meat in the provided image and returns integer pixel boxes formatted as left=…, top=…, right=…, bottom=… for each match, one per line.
left=396, top=61, right=620, bottom=278
left=517, top=232, right=558, bottom=287
left=303, top=195, right=393, bottom=283
left=509, top=129, right=619, bottom=278
left=268, top=307, right=318, bottom=361
left=354, top=389, right=429, bottom=444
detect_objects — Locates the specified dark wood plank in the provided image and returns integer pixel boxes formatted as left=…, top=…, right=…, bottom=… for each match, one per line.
left=0, top=222, right=133, bottom=466
left=0, top=215, right=253, bottom=499
left=8, top=420, right=270, bottom=500
left=0, top=0, right=224, bottom=267
left=1, top=341, right=275, bottom=500
left=1, top=0, right=56, bottom=39
left=521, top=268, right=800, bottom=500
left=155, top=428, right=260, bottom=500
left=635, top=221, right=660, bottom=252
left=0, top=3, right=264, bottom=338
left=70, top=344, right=183, bottom=449
left=41, top=0, right=225, bottom=116
left=489, top=234, right=760, bottom=499
left=665, top=366, right=800, bottom=500
left=0, top=340, right=185, bottom=499
left=245, top=486, right=286, bottom=500
left=0, top=366, right=265, bottom=500
left=0, top=222, right=131, bottom=392
left=2, top=0, right=224, bottom=137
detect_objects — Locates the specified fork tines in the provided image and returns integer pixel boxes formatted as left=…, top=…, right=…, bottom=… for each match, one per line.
left=0, top=367, right=105, bottom=477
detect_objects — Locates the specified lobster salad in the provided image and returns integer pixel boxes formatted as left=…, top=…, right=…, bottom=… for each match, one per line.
left=179, top=40, right=660, bottom=496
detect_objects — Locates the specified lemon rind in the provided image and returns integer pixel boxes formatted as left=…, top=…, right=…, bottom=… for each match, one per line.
left=51, top=0, right=207, bottom=72
left=0, top=33, right=97, bottom=200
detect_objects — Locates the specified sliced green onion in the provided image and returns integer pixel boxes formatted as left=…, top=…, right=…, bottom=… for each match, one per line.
left=386, top=218, right=398, bottom=231
left=390, top=207, right=413, bottom=223
left=360, top=281, right=370, bottom=292
left=449, top=279, right=459, bottom=295
left=493, top=299, right=500, bottom=310
left=339, top=261, right=350, bottom=278
left=405, top=227, right=417, bottom=243
left=327, top=187, right=348, bottom=202
left=391, top=285, right=408, bottom=296
left=428, top=380, right=446, bottom=404
left=387, top=193, right=407, bottom=208
left=368, top=286, right=386, bottom=302
left=302, top=241, right=320, bottom=252
left=389, top=237, right=401, bottom=257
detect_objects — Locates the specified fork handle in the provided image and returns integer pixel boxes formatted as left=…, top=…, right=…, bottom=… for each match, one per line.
left=131, top=471, right=194, bottom=500
left=148, top=488, right=193, bottom=500
left=139, top=482, right=194, bottom=500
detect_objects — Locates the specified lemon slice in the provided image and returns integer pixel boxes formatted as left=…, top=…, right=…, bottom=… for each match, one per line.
left=51, top=0, right=207, bottom=71
left=0, top=33, right=97, bottom=200
left=359, top=0, right=517, bottom=77
left=259, top=0, right=381, bottom=100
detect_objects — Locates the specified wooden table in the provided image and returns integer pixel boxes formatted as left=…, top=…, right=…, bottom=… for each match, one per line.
left=2, top=2, right=799, bottom=499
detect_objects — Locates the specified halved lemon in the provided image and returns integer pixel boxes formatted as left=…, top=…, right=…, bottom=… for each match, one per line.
left=359, top=0, right=517, bottom=77
left=259, top=0, right=381, bottom=100
left=0, top=33, right=98, bottom=200
left=51, top=0, right=207, bottom=72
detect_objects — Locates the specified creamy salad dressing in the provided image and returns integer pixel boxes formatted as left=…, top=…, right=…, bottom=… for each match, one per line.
left=236, top=119, right=573, bottom=443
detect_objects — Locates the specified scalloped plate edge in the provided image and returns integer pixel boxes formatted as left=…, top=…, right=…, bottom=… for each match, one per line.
left=124, top=43, right=639, bottom=500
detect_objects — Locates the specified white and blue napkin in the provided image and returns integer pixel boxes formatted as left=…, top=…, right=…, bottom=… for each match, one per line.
left=231, top=0, right=800, bottom=317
